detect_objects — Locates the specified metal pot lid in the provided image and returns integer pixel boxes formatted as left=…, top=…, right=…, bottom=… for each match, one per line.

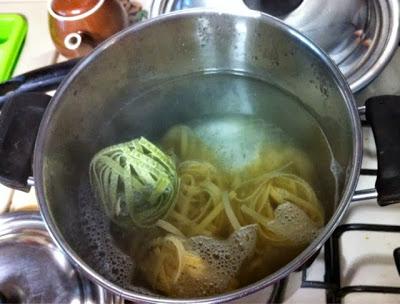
left=149, top=0, right=400, bottom=92
left=0, top=212, right=123, bottom=304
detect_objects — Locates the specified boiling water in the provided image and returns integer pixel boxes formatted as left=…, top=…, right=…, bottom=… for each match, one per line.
left=77, top=71, right=340, bottom=296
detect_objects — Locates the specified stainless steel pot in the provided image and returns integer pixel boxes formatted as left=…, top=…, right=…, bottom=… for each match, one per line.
left=0, top=9, right=399, bottom=303
left=0, top=212, right=123, bottom=304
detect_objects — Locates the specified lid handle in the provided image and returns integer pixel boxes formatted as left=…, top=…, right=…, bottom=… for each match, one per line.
left=244, top=0, right=303, bottom=16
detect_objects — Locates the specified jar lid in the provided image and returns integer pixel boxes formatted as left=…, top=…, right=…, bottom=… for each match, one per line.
left=0, top=212, right=123, bottom=304
left=149, top=0, right=399, bottom=92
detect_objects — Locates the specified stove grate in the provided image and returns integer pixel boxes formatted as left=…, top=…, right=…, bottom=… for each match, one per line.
left=301, top=224, right=400, bottom=304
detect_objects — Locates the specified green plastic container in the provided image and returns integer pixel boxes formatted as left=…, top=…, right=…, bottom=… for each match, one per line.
left=0, top=14, right=27, bottom=82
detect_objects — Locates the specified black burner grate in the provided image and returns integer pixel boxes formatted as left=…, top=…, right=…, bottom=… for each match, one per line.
left=301, top=212, right=400, bottom=303
left=324, top=224, right=400, bottom=303
left=299, top=117, right=400, bottom=303
left=394, top=248, right=400, bottom=275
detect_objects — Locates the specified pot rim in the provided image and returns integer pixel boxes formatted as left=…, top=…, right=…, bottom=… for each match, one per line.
left=34, top=8, right=362, bottom=303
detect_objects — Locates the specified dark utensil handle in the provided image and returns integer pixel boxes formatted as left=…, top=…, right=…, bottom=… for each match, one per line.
left=0, top=93, right=51, bottom=191
left=244, top=0, right=303, bottom=16
left=394, top=247, right=400, bottom=275
left=0, top=58, right=80, bottom=108
left=365, top=95, right=400, bottom=206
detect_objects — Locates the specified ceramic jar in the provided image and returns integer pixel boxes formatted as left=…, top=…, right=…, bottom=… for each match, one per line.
left=48, top=0, right=129, bottom=58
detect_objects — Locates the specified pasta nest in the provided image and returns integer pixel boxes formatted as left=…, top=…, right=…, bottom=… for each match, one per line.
left=90, top=137, right=179, bottom=228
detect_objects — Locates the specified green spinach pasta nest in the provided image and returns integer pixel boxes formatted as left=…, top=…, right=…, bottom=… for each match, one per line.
left=89, top=137, right=179, bottom=228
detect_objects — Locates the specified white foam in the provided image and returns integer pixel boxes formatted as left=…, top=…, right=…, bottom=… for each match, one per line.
left=185, top=225, right=257, bottom=295
left=267, top=202, right=320, bottom=245
left=79, top=185, right=135, bottom=290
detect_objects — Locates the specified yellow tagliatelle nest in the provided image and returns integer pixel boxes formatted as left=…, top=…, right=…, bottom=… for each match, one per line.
left=138, top=225, right=257, bottom=298
left=129, top=125, right=325, bottom=297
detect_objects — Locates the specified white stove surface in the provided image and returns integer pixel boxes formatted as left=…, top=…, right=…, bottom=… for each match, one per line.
left=0, top=1, right=399, bottom=303
left=284, top=116, right=400, bottom=303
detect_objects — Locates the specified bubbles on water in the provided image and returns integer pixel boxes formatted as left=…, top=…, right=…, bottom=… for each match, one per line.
left=77, top=181, right=149, bottom=292
left=183, top=225, right=257, bottom=294
left=267, top=202, right=320, bottom=245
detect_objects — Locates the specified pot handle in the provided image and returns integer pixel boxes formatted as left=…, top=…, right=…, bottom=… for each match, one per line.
left=363, top=95, right=400, bottom=206
left=0, top=58, right=79, bottom=108
left=0, top=92, right=51, bottom=191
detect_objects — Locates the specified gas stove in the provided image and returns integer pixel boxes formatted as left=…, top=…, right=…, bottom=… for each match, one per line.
left=0, top=1, right=400, bottom=303
left=284, top=50, right=400, bottom=304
